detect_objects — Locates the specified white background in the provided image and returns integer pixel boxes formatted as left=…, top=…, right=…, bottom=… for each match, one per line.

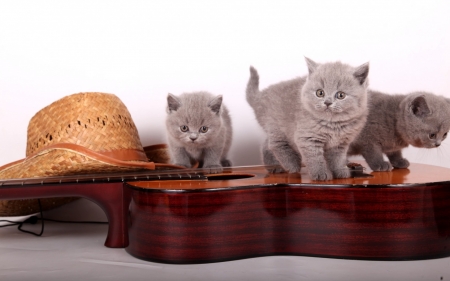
left=1, top=1, right=450, bottom=280
left=1, top=0, right=450, bottom=168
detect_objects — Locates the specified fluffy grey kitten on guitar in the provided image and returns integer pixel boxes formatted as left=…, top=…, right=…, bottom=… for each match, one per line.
left=165, top=92, right=232, bottom=173
left=348, top=90, right=450, bottom=171
left=246, top=57, right=370, bottom=180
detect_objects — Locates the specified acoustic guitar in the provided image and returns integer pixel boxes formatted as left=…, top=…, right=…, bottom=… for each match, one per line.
left=1, top=162, right=450, bottom=264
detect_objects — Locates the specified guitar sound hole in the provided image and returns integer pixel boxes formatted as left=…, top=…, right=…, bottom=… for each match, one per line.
left=206, top=174, right=254, bottom=181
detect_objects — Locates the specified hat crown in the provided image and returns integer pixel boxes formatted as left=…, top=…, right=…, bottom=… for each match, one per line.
left=26, top=92, right=144, bottom=156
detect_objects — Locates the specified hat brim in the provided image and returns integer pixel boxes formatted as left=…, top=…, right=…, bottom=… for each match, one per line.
left=0, top=143, right=184, bottom=180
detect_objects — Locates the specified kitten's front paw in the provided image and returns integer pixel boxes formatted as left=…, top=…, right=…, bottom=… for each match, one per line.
left=391, top=158, right=410, bottom=169
left=282, top=162, right=302, bottom=173
left=370, top=161, right=392, bottom=171
left=332, top=168, right=351, bottom=179
left=203, top=164, right=223, bottom=174
left=221, top=159, right=232, bottom=167
left=310, top=169, right=333, bottom=181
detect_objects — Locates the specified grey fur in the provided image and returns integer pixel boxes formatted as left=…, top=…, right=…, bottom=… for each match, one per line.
left=166, top=91, right=233, bottom=173
left=246, top=58, right=370, bottom=180
left=348, top=90, right=450, bottom=171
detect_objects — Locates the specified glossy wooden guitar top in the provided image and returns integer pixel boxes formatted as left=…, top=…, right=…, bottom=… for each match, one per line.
left=128, top=162, right=450, bottom=190
left=1, top=161, right=449, bottom=264
left=125, top=162, right=450, bottom=264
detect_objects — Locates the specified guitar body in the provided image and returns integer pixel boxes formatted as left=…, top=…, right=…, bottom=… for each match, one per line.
left=125, top=164, right=450, bottom=264
left=1, top=162, right=450, bottom=263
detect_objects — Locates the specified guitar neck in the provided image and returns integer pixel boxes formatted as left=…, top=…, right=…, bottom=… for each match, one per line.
left=0, top=165, right=283, bottom=187
left=0, top=169, right=208, bottom=187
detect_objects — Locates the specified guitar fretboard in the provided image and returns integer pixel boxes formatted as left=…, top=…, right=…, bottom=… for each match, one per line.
left=0, top=170, right=208, bottom=187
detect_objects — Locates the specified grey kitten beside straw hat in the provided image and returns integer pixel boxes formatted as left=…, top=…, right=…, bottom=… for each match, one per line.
left=0, top=92, right=181, bottom=216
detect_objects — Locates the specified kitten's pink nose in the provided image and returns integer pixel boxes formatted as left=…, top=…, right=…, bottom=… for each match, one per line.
left=189, top=133, right=198, bottom=141
left=324, top=100, right=332, bottom=107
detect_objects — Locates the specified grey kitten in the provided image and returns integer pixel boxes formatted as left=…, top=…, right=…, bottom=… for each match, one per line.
left=246, top=57, right=370, bottom=180
left=348, top=90, right=450, bottom=171
left=165, top=91, right=233, bottom=172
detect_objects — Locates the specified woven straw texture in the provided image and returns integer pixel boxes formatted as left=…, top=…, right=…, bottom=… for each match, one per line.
left=26, top=92, right=143, bottom=156
left=0, top=144, right=173, bottom=216
left=0, top=149, right=152, bottom=179
left=144, top=144, right=171, bottom=164
left=0, top=92, right=156, bottom=216
left=0, top=198, right=78, bottom=217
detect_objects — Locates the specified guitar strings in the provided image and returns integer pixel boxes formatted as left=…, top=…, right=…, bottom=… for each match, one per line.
left=0, top=199, right=108, bottom=237
left=0, top=164, right=368, bottom=236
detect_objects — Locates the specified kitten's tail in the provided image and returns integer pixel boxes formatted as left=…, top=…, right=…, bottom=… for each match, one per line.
left=246, top=66, right=260, bottom=107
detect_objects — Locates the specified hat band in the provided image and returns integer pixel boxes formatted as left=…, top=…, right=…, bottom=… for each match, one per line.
left=33, top=143, right=149, bottom=162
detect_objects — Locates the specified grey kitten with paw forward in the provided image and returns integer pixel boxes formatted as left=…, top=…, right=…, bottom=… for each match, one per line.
left=348, top=90, right=450, bottom=171
left=246, top=58, right=370, bottom=181
left=165, top=92, right=233, bottom=172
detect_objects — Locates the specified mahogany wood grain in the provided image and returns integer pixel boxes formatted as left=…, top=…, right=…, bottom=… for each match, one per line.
left=125, top=163, right=450, bottom=263
left=1, top=162, right=450, bottom=263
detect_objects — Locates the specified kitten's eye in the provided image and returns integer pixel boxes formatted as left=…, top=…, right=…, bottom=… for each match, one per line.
left=336, top=91, right=346, bottom=100
left=429, top=133, right=436, bottom=139
left=444, top=132, right=448, bottom=139
left=199, top=126, right=209, bottom=133
left=316, top=89, right=325, bottom=98
left=180, top=125, right=189, bottom=132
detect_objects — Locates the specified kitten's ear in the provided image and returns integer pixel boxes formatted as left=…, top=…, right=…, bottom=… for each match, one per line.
left=411, top=96, right=431, bottom=117
left=167, top=93, right=181, bottom=113
left=353, top=62, right=370, bottom=85
left=305, top=57, right=318, bottom=75
left=208, top=95, right=223, bottom=114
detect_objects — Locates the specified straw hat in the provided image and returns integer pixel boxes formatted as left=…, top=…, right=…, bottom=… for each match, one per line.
left=0, top=92, right=181, bottom=216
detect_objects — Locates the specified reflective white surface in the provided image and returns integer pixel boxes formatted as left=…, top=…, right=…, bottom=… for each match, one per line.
left=0, top=199, right=448, bottom=281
